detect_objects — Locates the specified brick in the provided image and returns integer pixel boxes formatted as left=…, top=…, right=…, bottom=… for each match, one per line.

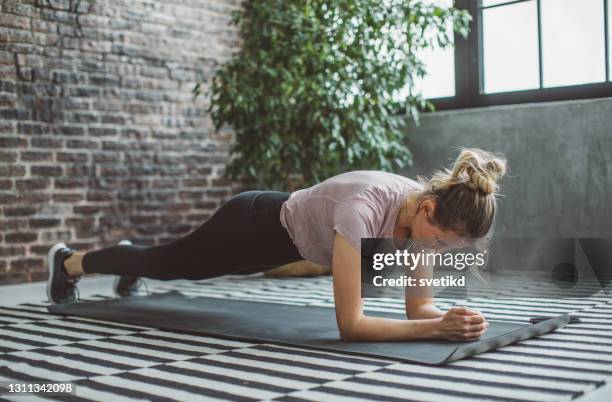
left=66, top=139, right=99, bottom=149
left=130, top=215, right=158, bottom=224
left=5, top=232, right=38, bottom=243
left=73, top=205, right=102, bottom=215
left=136, top=225, right=164, bottom=235
left=122, top=128, right=148, bottom=138
left=152, top=179, right=178, bottom=188
left=3, top=206, right=37, bottom=216
left=53, top=193, right=84, bottom=202
left=92, top=153, right=120, bottom=163
left=117, top=192, right=145, bottom=201
left=0, top=272, right=30, bottom=284
left=66, top=217, right=95, bottom=227
left=194, top=201, right=218, bottom=209
left=59, top=98, right=88, bottom=111
left=29, top=270, right=49, bottom=282
left=65, top=165, right=94, bottom=175
left=212, top=178, right=233, bottom=186
left=0, top=165, right=25, bottom=176
left=0, top=121, right=15, bottom=133
left=54, top=125, right=85, bottom=136
left=125, top=153, right=153, bottom=163
left=100, top=166, right=128, bottom=176
left=16, top=192, right=51, bottom=203
left=186, top=167, right=213, bottom=176
left=30, top=244, right=55, bottom=254
left=166, top=203, right=191, bottom=213
left=0, top=137, right=26, bottom=147
left=46, top=0, right=71, bottom=11
left=152, top=192, right=175, bottom=202
left=136, top=203, right=163, bottom=213
left=0, top=14, right=30, bottom=30
left=39, top=204, right=71, bottom=216
left=10, top=258, right=45, bottom=271
left=72, top=112, right=98, bottom=123
left=16, top=179, right=50, bottom=191
left=0, top=246, right=26, bottom=257
left=30, top=165, right=62, bottom=176
left=75, top=228, right=103, bottom=239
left=0, top=180, right=12, bottom=190
left=17, top=123, right=50, bottom=135
left=32, top=19, right=57, bottom=34
left=29, top=218, right=61, bottom=228
left=178, top=190, right=204, bottom=200
left=20, top=151, right=52, bottom=161
left=206, top=189, right=228, bottom=198
left=31, top=137, right=62, bottom=148
left=56, top=152, right=88, bottom=162
left=187, top=213, right=211, bottom=222
left=101, top=141, right=127, bottom=151
left=182, top=178, right=208, bottom=187
left=98, top=216, right=122, bottom=227
left=0, top=151, right=18, bottom=162
left=66, top=241, right=95, bottom=251
left=40, top=230, right=71, bottom=242
left=101, top=114, right=127, bottom=124
left=89, top=127, right=118, bottom=136
left=159, top=165, right=184, bottom=176
left=167, top=223, right=192, bottom=234
left=2, top=2, right=34, bottom=18
left=89, top=74, right=120, bottom=86
left=55, top=178, right=86, bottom=189
left=58, top=23, right=77, bottom=36
left=86, top=192, right=113, bottom=202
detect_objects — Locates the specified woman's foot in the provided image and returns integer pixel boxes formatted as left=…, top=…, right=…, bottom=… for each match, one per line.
left=47, top=243, right=81, bottom=304
left=113, top=240, right=148, bottom=297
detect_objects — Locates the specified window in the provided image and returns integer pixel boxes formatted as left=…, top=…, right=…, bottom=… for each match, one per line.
left=482, top=1, right=540, bottom=93
left=540, top=0, right=606, bottom=87
left=420, top=0, right=612, bottom=110
left=413, top=37, right=456, bottom=99
left=413, top=0, right=456, bottom=99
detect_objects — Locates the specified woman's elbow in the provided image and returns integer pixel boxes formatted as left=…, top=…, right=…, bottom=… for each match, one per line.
left=337, top=318, right=363, bottom=341
left=339, top=326, right=360, bottom=342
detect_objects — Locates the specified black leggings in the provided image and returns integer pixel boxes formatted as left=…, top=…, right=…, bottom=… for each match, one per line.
left=82, top=191, right=304, bottom=280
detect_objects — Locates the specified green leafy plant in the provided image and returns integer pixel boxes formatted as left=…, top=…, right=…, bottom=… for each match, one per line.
left=195, top=0, right=471, bottom=190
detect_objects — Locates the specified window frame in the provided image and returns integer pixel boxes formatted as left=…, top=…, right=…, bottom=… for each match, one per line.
left=429, top=0, right=612, bottom=111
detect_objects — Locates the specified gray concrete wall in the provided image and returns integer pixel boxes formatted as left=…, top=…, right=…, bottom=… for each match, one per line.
left=400, top=97, right=612, bottom=238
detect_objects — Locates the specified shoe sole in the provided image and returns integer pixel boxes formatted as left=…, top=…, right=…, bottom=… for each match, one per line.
left=46, top=242, right=67, bottom=305
left=113, top=240, right=133, bottom=297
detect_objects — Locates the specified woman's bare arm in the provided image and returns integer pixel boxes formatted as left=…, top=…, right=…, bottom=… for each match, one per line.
left=404, top=257, right=444, bottom=320
left=407, top=299, right=445, bottom=320
left=332, top=232, right=441, bottom=341
left=332, top=232, right=488, bottom=342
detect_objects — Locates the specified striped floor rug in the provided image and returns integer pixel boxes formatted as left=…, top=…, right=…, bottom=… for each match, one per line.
left=1, top=275, right=611, bottom=401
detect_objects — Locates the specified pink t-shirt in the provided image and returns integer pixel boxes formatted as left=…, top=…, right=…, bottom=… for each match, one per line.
left=279, top=170, right=421, bottom=267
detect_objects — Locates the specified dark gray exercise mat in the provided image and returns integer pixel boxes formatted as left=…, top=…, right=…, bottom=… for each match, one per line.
left=47, top=291, right=569, bottom=365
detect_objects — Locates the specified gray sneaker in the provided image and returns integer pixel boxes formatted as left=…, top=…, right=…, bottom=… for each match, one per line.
left=113, top=240, right=148, bottom=297
left=47, top=243, right=80, bottom=304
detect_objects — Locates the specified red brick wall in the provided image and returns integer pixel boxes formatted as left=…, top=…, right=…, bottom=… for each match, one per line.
left=0, top=0, right=243, bottom=284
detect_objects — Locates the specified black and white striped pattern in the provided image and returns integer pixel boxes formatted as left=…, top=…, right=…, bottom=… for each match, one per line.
left=1, top=275, right=610, bottom=401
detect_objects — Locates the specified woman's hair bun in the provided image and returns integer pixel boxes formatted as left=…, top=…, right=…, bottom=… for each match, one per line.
left=451, top=148, right=507, bottom=195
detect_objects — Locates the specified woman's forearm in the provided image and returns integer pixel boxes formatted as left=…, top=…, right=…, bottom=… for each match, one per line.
left=407, top=303, right=445, bottom=320
left=342, top=315, right=441, bottom=342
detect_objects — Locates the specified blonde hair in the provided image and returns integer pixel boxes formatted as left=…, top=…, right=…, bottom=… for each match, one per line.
left=412, top=148, right=507, bottom=245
